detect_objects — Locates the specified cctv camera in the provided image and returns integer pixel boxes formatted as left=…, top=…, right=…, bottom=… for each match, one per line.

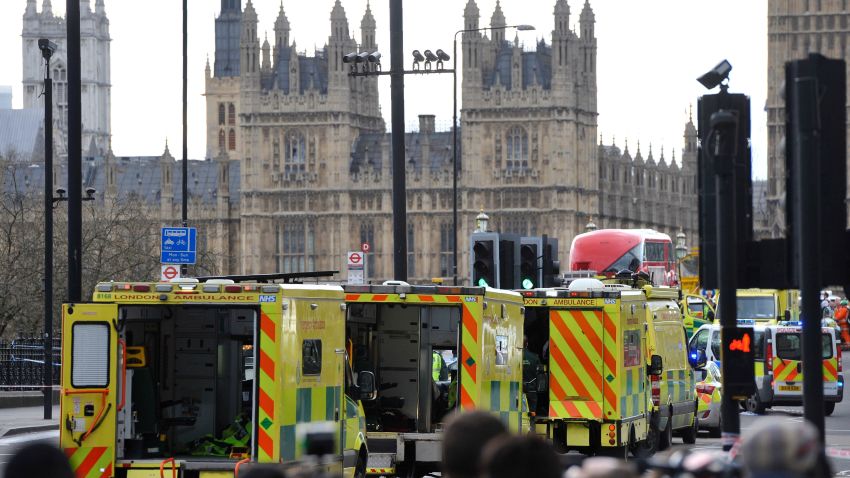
left=435, top=49, right=450, bottom=62
left=38, top=38, right=57, bottom=60
left=412, top=50, right=425, bottom=62
left=55, top=187, right=66, bottom=196
left=423, top=50, right=438, bottom=62
left=367, top=52, right=381, bottom=63
left=342, top=52, right=358, bottom=64
left=697, top=59, right=732, bottom=91
left=85, top=187, right=96, bottom=197
left=356, top=52, right=369, bottom=63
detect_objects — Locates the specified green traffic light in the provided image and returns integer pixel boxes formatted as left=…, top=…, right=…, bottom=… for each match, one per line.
left=477, top=278, right=489, bottom=287
left=522, top=278, right=534, bottom=290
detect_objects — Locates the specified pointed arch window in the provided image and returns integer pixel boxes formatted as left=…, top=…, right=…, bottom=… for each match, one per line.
left=228, top=129, right=236, bottom=151
left=285, top=131, right=306, bottom=172
left=218, top=104, right=226, bottom=125
left=219, top=130, right=226, bottom=151
left=228, top=103, right=236, bottom=125
left=506, top=126, right=529, bottom=170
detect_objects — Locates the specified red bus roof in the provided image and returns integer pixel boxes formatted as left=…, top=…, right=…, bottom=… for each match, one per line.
left=569, top=229, right=671, bottom=272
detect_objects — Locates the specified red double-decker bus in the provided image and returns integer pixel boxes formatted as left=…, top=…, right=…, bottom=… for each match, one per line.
left=569, top=229, right=677, bottom=286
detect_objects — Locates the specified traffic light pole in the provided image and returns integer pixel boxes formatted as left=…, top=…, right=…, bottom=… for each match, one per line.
left=790, top=73, right=826, bottom=441
left=389, top=0, right=407, bottom=281
left=711, top=105, right=741, bottom=451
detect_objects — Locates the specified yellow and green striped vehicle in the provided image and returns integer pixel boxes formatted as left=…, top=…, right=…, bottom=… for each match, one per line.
left=61, top=277, right=371, bottom=478
left=343, top=281, right=525, bottom=476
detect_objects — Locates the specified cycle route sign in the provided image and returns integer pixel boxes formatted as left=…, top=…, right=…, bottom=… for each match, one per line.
left=161, top=227, right=197, bottom=265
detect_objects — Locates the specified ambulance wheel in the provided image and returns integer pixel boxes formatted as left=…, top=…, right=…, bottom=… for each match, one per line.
left=658, top=415, right=673, bottom=451
left=630, top=425, right=657, bottom=458
left=744, top=393, right=766, bottom=414
left=681, top=415, right=698, bottom=445
left=825, top=401, right=836, bottom=416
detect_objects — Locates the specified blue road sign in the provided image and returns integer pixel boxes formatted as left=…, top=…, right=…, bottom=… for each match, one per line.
left=161, top=227, right=197, bottom=264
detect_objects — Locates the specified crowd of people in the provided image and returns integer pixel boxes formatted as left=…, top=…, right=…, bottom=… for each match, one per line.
left=2, top=411, right=834, bottom=478
left=821, top=291, right=850, bottom=346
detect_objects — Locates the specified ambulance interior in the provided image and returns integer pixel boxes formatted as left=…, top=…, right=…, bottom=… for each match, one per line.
left=522, top=307, right=550, bottom=416
left=115, top=305, right=257, bottom=460
left=346, top=302, right=460, bottom=433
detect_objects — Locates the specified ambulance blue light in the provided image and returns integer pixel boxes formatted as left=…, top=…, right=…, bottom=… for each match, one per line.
left=477, top=278, right=489, bottom=287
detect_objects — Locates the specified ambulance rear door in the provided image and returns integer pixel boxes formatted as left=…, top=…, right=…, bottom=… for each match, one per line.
left=548, top=305, right=604, bottom=420
left=60, top=303, right=119, bottom=478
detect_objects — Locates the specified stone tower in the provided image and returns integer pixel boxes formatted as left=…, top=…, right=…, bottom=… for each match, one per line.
left=22, top=0, right=111, bottom=156
left=460, top=0, right=599, bottom=259
left=764, top=0, right=850, bottom=238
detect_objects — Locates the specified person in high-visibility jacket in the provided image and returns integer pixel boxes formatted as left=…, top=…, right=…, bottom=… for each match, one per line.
left=432, top=351, right=448, bottom=381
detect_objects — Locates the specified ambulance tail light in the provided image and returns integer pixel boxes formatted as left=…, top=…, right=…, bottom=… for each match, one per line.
left=115, top=283, right=132, bottom=291
left=837, top=345, right=843, bottom=372
left=225, top=285, right=243, bottom=293
left=650, top=374, right=661, bottom=407
left=765, top=342, right=773, bottom=373
left=696, top=383, right=715, bottom=395
left=132, top=284, right=150, bottom=292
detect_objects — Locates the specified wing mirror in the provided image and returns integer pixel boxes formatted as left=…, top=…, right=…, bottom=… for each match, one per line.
left=357, top=371, right=378, bottom=401
left=648, top=354, right=663, bottom=376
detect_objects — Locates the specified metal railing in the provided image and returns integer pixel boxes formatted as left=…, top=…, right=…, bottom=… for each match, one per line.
left=0, top=336, right=61, bottom=391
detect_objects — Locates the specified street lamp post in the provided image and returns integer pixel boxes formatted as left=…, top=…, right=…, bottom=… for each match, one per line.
left=39, top=38, right=55, bottom=420
left=452, top=24, right=534, bottom=286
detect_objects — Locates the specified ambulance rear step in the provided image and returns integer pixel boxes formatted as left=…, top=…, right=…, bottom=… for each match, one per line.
left=366, top=453, right=396, bottom=475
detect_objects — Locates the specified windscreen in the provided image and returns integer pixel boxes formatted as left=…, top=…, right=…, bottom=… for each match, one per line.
left=737, top=297, right=775, bottom=321
left=775, top=333, right=832, bottom=360
left=602, top=243, right=642, bottom=274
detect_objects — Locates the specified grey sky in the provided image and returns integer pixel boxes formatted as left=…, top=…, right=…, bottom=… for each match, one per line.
left=0, top=0, right=768, bottom=177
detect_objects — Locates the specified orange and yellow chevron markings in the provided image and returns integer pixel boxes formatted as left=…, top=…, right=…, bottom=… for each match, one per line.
left=64, top=447, right=112, bottom=478
left=460, top=303, right=479, bottom=410
left=257, top=308, right=277, bottom=460
left=823, top=359, right=838, bottom=382
left=548, top=309, right=604, bottom=419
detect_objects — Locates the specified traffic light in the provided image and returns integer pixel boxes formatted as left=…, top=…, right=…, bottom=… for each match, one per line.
left=471, top=233, right=498, bottom=287
left=542, top=236, right=560, bottom=287
left=519, top=237, right=543, bottom=289
left=720, top=327, right=756, bottom=400
left=498, top=235, right=520, bottom=290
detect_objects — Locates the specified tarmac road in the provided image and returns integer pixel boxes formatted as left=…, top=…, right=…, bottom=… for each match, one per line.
left=671, top=389, right=850, bottom=476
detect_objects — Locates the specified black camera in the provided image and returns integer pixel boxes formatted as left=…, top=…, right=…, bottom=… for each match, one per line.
left=38, top=38, right=58, bottom=60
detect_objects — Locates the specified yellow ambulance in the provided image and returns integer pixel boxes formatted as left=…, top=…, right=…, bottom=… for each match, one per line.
left=521, top=276, right=697, bottom=458
left=342, top=281, right=525, bottom=476
left=60, top=277, right=371, bottom=478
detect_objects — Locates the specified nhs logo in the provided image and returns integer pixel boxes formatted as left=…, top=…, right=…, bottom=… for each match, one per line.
left=259, top=295, right=277, bottom=303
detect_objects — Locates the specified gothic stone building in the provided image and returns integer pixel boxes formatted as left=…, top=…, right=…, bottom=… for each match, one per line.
left=764, top=0, right=850, bottom=238
left=21, top=0, right=111, bottom=157
left=196, top=0, right=699, bottom=283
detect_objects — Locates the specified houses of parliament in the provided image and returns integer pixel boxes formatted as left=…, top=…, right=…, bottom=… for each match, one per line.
left=18, top=0, right=699, bottom=283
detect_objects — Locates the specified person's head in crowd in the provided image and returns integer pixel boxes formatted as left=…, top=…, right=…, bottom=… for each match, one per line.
left=740, top=417, right=831, bottom=478
left=3, top=442, right=74, bottom=478
left=564, top=457, right=639, bottom=478
left=481, top=435, right=562, bottom=478
left=441, top=411, right=508, bottom=478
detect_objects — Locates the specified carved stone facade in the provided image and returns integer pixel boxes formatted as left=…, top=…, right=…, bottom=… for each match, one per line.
left=21, top=0, right=111, bottom=157
left=764, top=0, right=850, bottom=238
left=193, top=0, right=700, bottom=283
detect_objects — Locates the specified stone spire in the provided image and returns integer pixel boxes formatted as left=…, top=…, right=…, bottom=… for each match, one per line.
left=635, top=140, right=643, bottom=163
left=623, top=138, right=631, bottom=159
left=81, top=0, right=91, bottom=14
left=554, top=0, right=570, bottom=33
left=647, top=143, right=655, bottom=165
left=580, top=0, right=595, bottom=39
left=262, top=33, right=271, bottom=70
left=491, top=0, right=506, bottom=43
left=41, top=0, right=52, bottom=17
left=330, top=0, right=349, bottom=41
left=464, top=0, right=480, bottom=31
left=274, top=1, right=290, bottom=50
left=361, top=0, right=376, bottom=51
left=96, top=0, right=106, bottom=16
left=241, top=0, right=259, bottom=77
left=659, top=146, right=667, bottom=167
left=25, top=0, right=37, bottom=17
